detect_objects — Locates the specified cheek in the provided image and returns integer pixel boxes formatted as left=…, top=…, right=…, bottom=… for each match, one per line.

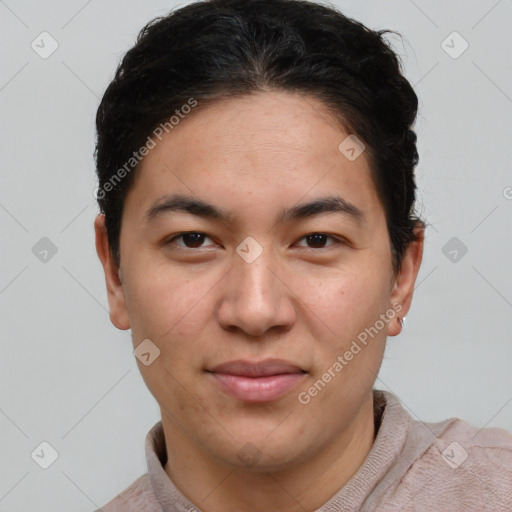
left=123, top=263, right=218, bottom=390
left=127, top=273, right=210, bottom=415
left=138, top=354, right=212, bottom=437
left=296, top=264, right=389, bottom=339
left=122, top=260, right=203, bottom=339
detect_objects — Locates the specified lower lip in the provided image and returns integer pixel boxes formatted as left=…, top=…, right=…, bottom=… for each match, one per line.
left=208, top=372, right=306, bottom=402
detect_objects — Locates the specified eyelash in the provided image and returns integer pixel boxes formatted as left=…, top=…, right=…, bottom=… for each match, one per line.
left=164, top=231, right=344, bottom=250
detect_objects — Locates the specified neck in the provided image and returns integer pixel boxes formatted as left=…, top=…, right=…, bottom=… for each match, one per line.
left=163, top=393, right=376, bottom=512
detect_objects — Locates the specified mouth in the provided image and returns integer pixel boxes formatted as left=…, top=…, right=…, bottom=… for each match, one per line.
left=205, top=359, right=308, bottom=402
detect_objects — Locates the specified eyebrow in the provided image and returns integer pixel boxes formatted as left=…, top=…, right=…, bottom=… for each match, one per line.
left=144, top=193, right=365, bottom=225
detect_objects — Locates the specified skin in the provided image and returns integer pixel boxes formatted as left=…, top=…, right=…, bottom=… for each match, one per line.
left=95, top=91, right=424, bottom=512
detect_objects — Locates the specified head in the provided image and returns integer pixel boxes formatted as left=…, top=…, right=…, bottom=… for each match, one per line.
left=95, top=0, right=424, bottom=472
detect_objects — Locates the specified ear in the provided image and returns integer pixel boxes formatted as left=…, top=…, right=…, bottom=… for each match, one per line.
left=387, top=223, right=425, bottom=336
left=94, top=213, right=130, bottom=330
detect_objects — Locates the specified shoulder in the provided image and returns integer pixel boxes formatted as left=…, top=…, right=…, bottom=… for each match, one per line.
left=95, top=473, right=162, bottom=512
left=382, top=414, right=512, bottom=511
left=421, top=416, right=512, bottom=476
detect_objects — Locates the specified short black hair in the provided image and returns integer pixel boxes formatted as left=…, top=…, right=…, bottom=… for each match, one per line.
left=95, top=0, right=424, bottom=274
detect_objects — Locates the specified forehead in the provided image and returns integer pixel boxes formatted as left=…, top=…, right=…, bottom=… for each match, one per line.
left=158, top=92, right=352, bottom=166
left=124, top=91, right=383, bottom=225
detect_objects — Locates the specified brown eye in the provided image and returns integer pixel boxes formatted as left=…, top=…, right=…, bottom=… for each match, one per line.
left=296, top=233, right=339, bottom=249
left=166, top=232, right=214, bottom=249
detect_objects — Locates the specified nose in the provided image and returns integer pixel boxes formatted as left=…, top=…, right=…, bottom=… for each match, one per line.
left=216, top=245, right=297, bottom=338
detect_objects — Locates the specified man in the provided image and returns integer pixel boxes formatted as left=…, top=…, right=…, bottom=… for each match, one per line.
left=94, top=0, right=512, bottom=510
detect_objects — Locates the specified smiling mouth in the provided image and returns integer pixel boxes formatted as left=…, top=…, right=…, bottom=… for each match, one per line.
left=205, top=358, right=307, bottom=402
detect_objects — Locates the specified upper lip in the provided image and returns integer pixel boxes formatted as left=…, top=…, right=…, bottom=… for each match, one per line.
left=207, top=359, right=306, bottom=377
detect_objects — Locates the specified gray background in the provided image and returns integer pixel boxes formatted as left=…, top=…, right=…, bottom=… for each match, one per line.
left=1, top=0, right=511, bottom=510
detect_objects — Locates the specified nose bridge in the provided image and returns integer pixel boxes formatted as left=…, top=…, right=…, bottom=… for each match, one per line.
left=217, top=237, right=295, bottom=336
left=233, top=239, right=279, bottom=308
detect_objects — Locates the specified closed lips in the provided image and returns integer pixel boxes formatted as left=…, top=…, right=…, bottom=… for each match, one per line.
left=207, top=359, right=306, bottom=377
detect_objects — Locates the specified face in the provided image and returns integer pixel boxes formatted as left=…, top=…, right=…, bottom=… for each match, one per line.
left=95, top=91, right=423, bottom=471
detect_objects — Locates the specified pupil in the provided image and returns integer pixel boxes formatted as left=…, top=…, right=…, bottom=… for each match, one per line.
left=308, top=234, right=326, bottom=248
left=184, top=233, right=204, bottom=247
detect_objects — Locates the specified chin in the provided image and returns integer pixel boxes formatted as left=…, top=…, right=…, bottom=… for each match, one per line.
left=229, top=448, right=303, bottom=473
left=213, top=434, right=309, bottom=473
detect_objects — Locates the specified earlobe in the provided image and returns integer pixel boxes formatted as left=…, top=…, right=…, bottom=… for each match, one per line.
left=387, top=225, right=425, bottom=337
left=94, top=214, right=131, bottom=330
left=388, top=302, right=403, bottom=337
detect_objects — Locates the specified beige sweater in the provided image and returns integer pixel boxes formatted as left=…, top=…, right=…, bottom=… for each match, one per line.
left=97, top=389, right=512, bottom=511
